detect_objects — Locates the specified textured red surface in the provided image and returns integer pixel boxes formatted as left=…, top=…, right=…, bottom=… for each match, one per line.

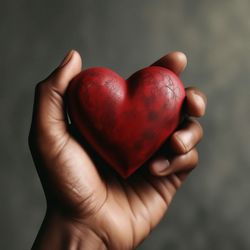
left=67, top=66, right=185, bottom=178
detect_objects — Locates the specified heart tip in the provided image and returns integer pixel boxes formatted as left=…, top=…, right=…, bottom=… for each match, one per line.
left=117, top=168, right=137, bottom=179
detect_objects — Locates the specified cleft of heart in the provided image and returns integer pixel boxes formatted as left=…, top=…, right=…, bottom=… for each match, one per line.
left=67, top=66, right=185, bottom=178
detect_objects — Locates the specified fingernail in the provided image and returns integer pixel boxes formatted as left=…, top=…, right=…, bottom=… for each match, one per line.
left=59, top=50, right=74, bottom=68
left=193, top=92, right=207, bottom=115
left=194, top=91, right=207, bottom=106
left=152, top=158, right=170, bottom=173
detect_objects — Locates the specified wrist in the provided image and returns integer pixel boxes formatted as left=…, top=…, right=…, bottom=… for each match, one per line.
left=32, top=209, right=107, bottom=250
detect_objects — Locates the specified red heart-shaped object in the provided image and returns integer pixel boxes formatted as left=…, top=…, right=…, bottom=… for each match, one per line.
left=67, top=66, right=185, bottom=177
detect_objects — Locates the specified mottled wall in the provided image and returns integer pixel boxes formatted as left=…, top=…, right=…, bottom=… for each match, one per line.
left=1, top=0, right=250, bottom=249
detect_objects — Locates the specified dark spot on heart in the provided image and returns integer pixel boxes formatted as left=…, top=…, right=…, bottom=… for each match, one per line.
left=143, top=95, right=156, bottom=107
left=133, top=131, right=156, bottom=153
left=142, top=130, right=155, bottom=141
left=148, top=111, right=159, bottom=121
left=133, top=140, right=143, bottom=151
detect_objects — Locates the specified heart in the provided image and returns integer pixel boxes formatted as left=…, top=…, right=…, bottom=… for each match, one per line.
left=67, top=66, right=185, bottom=178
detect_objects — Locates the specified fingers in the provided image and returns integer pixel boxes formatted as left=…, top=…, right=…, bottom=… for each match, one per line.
left=185, top=87, right=207, bottom=117
left=148, top=53, right=206, bottom=179
left=148, top=88, right=207, bottom=177
left=151, top=51, right=187, bottom=76
left=149, top=118, right=203, bottom=176
left=149, top=148, right=198, bottom=177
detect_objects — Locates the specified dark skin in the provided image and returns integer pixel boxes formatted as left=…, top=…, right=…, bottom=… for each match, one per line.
left=29, top=51, right=207, bottom=250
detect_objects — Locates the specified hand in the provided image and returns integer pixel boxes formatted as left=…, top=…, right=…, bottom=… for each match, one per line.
left=29, top=50, right=206, bottom=250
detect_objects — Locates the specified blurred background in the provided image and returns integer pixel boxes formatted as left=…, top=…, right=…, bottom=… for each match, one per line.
left=1, top=0, right=250, bottom=249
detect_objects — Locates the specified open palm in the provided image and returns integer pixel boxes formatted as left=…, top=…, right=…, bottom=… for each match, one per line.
left=29, top=50, right=206, bottom=249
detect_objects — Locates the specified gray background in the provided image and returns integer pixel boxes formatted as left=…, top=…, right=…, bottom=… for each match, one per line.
left=1, top=0, right=250, bottom=249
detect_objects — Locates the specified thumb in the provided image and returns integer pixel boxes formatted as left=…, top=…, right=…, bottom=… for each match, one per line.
left=29, top=50, right=82, bottom=154
left=42, top=50, right=82, bottom=94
